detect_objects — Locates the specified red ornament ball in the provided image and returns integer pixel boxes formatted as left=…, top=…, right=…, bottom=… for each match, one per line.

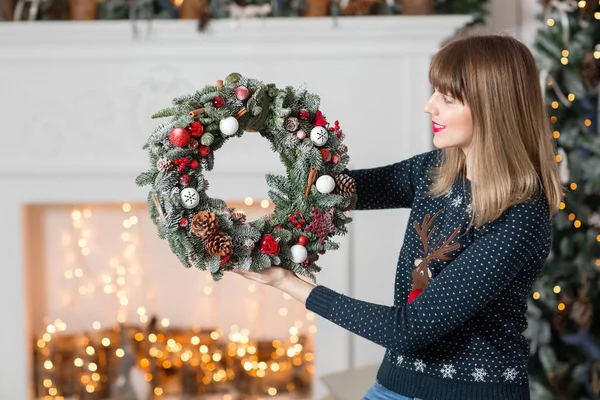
left=179, top=174, right=190, bottom=186
left=235, top=86, right=250, bottom=101
left=213, top=96, right=225, bottom=108
left=331, top=154, right=340, bottom=164
left=199, top=146, right=211, bottom=156
left=298, top=109, right=309, bottom=120
left=179, top=217, right=188, bottom=227
left=169, top=127, right=191, bottom=148
left=190, top=160, right=199, bottom=169
left=187, top=121, right=204, bottom=137
left=298, top=235, right=308, bottom=246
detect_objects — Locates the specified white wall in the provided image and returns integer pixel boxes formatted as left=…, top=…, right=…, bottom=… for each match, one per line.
left=483, top=0, right=541, bottom=45
left=0, top=16, right=470, bottom=399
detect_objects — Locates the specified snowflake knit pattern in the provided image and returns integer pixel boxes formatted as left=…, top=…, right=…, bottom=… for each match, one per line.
left=306, top=150, right=552, bottom=400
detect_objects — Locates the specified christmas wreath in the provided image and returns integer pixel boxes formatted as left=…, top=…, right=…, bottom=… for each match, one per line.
left=136, top=73, right=356, bottom=281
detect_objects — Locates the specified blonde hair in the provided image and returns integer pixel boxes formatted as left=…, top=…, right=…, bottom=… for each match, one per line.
left=427, top=34, right=564, bottom=227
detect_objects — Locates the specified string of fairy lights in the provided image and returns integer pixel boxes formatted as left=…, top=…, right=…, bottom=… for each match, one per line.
left=531, top=1, right=600, bottom=309
left=34, top=199, right=316, bottom=399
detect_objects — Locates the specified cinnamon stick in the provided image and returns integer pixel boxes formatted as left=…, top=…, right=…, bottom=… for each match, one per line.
left=304, top=167, right=318, bottom=197
left=189, top=108, right=205, bottom=117
left=151, top=193, right=166, bottom=222
left=235, top=107, right=248, bottom=119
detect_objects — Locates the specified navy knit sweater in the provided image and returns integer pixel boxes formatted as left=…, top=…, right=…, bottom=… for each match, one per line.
left=306, top=150, right=552, bottom=400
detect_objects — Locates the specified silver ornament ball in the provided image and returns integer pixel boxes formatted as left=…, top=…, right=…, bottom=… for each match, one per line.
left=315, top=175, right=336, bottom=194
left=180, top=187, right=200, bottom=209
left=310, top=126, right=329, bottom=146
left=220, top=117, right=239, bottom=137
left=290, top=244, right=308, bottom=263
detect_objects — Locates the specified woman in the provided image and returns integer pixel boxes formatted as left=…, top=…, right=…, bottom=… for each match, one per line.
left=234, top=35, right=563, bottom=400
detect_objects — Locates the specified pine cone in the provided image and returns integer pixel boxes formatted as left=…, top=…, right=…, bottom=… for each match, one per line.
left=337, top=144, right=348, bottom=155
left=204, top=232, right=232, bottom=257
left=190, top=211, right=219, bottom=238
left=285, top=117, right=300, bottom=132
left=231, top=210, right=247, bottom=222
left=334, top=174, right=357, bottom=197
left=156, top=158, right=173, bottom=172
left=188, top=138, right=199, bottom=150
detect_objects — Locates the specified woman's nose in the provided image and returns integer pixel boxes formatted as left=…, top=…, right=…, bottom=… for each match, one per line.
left=423, top=96, right=436, bottom=114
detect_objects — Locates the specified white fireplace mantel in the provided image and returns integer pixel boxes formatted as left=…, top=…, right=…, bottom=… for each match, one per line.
left=0, top=15, right=470, bottom=399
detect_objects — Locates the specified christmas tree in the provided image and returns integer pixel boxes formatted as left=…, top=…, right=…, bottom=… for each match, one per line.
left=527, top=1, right=600, bottom=399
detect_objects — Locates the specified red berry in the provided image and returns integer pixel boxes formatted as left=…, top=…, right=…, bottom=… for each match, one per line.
left=295, top=210, right=300, bottom=216
left=329, top=127, right=335, bottom=132
left=337, top=131, right=342, bottom=138
left=298, top=109, right=309, bottom=120
left=178, top=165, right=185, bottom=173
left=298, top=236, right=308, bottom=246
left=274, top=225, right=282, bottom=229
left=179, top=174, right=190, bottom=186
left=179, top=217, right=188, bottom=227
left=335, top=120, right=339, bottom=126
left=212, top=96, right=225, bottom=108
left=190, top=160, right=199, bottom=169
left=296, top=223, right=302, bottom=229
left=300, top=219, right=305, bottom=223
left=289, top=216, right=295, bottom=222
left=169, top=127, right=191, bottom=148
left=199, top=146, right=211, bottom=156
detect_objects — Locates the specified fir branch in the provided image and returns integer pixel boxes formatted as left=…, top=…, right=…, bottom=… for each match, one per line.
left=151, top=107, right=178, bottom=119
left=135, top=171, right=157, bottom=187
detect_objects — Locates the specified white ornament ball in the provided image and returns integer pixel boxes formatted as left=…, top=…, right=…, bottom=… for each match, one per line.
left=180, top=187, right=200, bottom=209
left=310, top=126, right=329, bottom=146
left=315, top=175, right=335, bottom=194
left=219, top=116, right=239, bottom=137
left=290, top=244, right=308, bottom=263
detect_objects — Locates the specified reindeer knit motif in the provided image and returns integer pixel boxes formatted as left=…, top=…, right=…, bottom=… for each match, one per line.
left=306, top=150, right=552, bottom=400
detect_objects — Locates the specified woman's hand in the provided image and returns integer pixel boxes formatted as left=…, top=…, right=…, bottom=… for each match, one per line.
left=231, top=266, right=294, bottom=289
left=232, top=266, right=318, bottom=305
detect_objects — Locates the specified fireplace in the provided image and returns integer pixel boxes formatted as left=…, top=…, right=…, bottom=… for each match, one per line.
left=26, top=201, right=314, bottom=399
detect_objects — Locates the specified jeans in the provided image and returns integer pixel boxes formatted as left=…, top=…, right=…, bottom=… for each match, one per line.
left=362, top=381, right=423, bottom=400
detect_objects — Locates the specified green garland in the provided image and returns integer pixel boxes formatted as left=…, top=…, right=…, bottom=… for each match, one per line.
left=136, top=73, right=356, bottom=281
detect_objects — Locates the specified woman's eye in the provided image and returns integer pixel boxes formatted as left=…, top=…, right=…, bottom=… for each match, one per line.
left=442, top=95, right=452, bottom=104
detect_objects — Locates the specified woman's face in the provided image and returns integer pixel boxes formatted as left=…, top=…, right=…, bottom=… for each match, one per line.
left=423, top=89, right=474, bottom=156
